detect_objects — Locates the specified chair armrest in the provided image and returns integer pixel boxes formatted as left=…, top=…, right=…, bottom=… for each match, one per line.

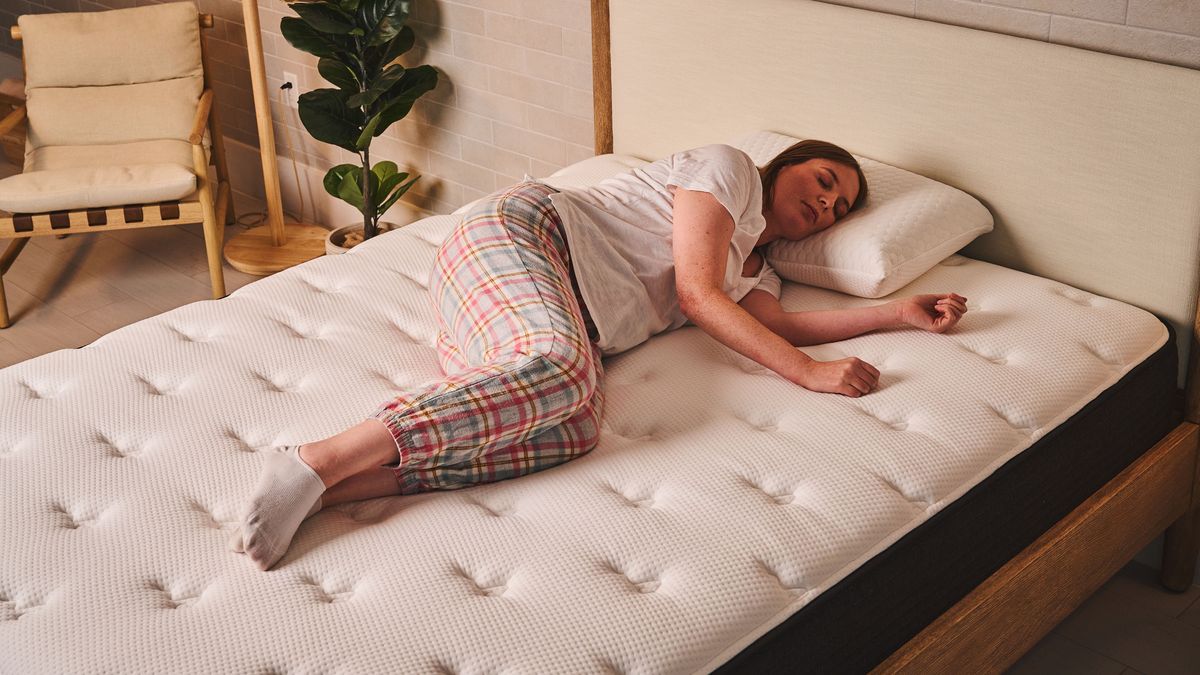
left=0, top=104, right=26, bottom=137
left=188, top=89, right=214, bottom=146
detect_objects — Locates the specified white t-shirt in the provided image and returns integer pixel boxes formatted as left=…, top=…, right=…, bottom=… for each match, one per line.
left=548, top=144, right=781, bottom=356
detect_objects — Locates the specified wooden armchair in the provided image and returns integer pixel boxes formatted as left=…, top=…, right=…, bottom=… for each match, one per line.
left=0, top=2, right=233, bottom=328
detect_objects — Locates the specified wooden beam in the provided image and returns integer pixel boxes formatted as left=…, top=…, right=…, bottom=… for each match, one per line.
left=591, top=0, right=613, bottom=155
left=875, top=421, right=1199, bottom=674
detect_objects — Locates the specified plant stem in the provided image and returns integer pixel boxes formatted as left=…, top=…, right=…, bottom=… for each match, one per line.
left=361, top=146, right=374, bottom=239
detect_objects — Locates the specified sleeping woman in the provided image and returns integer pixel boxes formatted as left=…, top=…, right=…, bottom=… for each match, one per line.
left=230, top=140, right=968, bottom=570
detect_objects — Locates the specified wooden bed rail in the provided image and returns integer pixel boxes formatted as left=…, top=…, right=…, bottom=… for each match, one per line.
left=9, top=13, right=213, bottom=40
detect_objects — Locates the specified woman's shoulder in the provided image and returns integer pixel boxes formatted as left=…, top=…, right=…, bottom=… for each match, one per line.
left=672, top=143, right=755, bottom=167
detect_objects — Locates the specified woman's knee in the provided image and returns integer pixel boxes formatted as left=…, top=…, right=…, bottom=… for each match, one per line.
left=531, top=339, right=599, bottom=408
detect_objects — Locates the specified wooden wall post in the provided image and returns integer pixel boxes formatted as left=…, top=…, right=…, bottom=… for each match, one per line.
left=591, top=0, right=613, bottom=155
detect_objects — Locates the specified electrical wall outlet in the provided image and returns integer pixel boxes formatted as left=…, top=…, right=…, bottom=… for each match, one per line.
left=282, top=71, right=299, bottom=108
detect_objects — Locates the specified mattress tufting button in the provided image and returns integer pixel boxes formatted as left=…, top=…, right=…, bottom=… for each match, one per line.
left=1051, top=286, right=1097, bottom=306
left=605, top=483, right=658, bottom=509
left=298, top=574, right=358, bottom=603
left=51, top=501, right=111, bottom=529
left=754, top=558, right=806, bottom=595
left=468, top=499, right=515, bottom=517
left=0, top=590, right=50, bottom=621
left=136, top=375, right=186, bottom=397
left=602, top=560, right=662, bottom=594
left=390, top=322, right=426, bottom=344
left=736, top=474, right=797, bottom=505
left=148, top=578, right=210, bottom=609
left=1080, top=342, right=1121, bottom=366
left=19, top=379, right=66, bottom=400
left=252, top=371, right=304, bottom=394
left=169, top=325, right=213, bottom=342
left=96, top=432, right=147, bottom=459
left=187, top=499, right=236, bottom=530
left=391, top=268, right=429, bottom=289
left=0, top=437, right=30, bottom=457
left=451, top=563, right=511, bottom=598
left=985, top=403, right=1036, bottom=432
left=225, top=429, right=269, bottom=454
left=275, top=319, right=324, bottom=340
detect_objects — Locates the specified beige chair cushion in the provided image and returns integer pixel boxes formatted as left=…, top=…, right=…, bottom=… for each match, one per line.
left=0, top=164, right=196, bottom=213
left=25, top=139, right=197, bottom=173
left=18, top=3, right=202, bottom=89
left=19, top=2, right=203, bottom=151
left=25, top=78, right=202, bottom=149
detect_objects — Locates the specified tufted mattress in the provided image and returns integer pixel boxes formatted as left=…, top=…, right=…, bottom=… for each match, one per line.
left=0, top=214, right=1177, bottom=674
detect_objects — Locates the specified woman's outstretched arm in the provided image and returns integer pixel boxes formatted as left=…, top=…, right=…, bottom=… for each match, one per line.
left=739, top=290, right=967, bottom=347
left=672, top=188, right=880, bottom=396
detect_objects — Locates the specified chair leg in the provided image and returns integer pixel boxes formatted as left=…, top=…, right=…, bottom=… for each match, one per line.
left=0, top=238, right=29, bottom=329
left=0, top=270, right=8, bottom=329
left=193, top=144, right=227, bottom=299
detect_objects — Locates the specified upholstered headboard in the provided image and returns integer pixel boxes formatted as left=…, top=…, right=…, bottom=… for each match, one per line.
left=592, top=0, right=1200, bottom=392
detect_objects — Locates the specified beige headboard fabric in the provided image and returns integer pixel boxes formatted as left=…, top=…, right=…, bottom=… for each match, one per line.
left=599, top=0, right=1200, bottom=383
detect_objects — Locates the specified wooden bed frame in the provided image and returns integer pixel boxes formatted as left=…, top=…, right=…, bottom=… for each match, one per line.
left=589, top=1, right=1200, bottom=671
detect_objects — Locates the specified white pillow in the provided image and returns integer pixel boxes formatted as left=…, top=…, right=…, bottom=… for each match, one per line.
left=451, top=153, right=648, bottom=215
left=732, top=131, right=993, bottom=298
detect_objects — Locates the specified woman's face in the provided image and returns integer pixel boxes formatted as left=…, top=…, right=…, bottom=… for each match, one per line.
left=764, top=160, right=862, bottom=241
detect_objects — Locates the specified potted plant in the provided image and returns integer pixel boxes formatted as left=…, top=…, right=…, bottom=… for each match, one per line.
left=281, top=0, right=438, bottom=253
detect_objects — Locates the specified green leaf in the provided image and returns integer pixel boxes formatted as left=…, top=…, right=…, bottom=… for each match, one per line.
left=317, top=57, right=359, bottom=91
left=323, top=164, right=359, bottom=199
left=372, top=161, right=399, bottom=182
left=355, top=113, right=382, bottom=150
left=337, top=170, right=365, bottom=209
left=372, top=65, right=438, bottom=133
left=338, top=0, right=361, bottom=12
left=280, top=17, right=348, bottom=59
left=362, top=0, right=410, bottom=46
left=291, top=2, right=356, bottom=34
left=298, top=88, right=364, bottom=152
left=346, top=63, right=405, bottom=109
left=374, top=25, right=417, bottom=66
left=378, top=173, right=420, bottom=216
left=358, top=0, right=409, bottom=47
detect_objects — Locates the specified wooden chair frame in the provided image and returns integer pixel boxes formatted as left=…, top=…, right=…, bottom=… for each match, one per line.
left=0, top=13, right=234, bottom=328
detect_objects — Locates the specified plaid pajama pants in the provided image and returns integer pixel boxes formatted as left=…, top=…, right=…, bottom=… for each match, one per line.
left=372, top=182, right=605, bottom=495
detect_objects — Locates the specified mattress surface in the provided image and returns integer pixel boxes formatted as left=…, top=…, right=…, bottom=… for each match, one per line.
left=0, top=215, right=1168, bottom=674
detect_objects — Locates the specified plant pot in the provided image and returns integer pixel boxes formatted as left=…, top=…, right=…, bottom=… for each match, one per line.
left=325, top=221, right=401, bottom=255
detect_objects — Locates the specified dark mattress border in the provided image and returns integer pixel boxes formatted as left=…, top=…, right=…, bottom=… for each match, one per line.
left=717, top=319, right=1182, bottom=674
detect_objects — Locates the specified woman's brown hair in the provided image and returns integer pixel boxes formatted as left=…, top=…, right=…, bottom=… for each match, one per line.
left=759, top=139, right=869, bottom=212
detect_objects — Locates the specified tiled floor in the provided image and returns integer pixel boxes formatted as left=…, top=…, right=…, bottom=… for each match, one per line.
left=1007, top=561, right=1200, bottom=675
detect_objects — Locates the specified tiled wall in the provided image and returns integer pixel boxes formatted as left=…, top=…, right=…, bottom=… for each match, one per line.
left=1, top=1, right=1197, bottom=214
left=820, top=0, right=1200, bottom=70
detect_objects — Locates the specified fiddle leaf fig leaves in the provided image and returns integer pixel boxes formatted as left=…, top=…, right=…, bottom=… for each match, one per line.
left=291, top=0, right=435, bottom=240
left=318, top=57, right=359, bottom=91
left=291, top=2, right=356, bottom=35
left=281, top=17, right=348, bottom=58
left=298, top=89, right=363, bottom=152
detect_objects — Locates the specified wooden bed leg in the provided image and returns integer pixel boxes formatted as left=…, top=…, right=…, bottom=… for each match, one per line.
left=1161, top=506, right=1200, bottom=591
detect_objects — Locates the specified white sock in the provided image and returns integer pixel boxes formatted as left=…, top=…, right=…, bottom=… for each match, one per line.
left=228, top=445, right=326, bottom=570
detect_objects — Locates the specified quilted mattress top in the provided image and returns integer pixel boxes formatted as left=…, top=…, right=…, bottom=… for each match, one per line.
left=0, top=215, right=1167, bottom=674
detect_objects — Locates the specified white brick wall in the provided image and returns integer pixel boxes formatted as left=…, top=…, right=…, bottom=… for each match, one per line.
left=821, top=0, right=1200, bottom=70
left=2, top=0, right=1197, bottom=215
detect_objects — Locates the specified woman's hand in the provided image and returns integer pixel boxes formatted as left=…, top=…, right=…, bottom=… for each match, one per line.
left=892, top=293, right=967, bottom=334
left=792, top=356, right=880, bottom=397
